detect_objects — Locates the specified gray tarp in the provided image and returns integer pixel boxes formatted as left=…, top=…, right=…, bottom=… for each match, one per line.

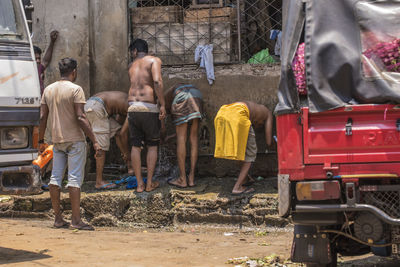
left=275, top=0, right=400, bottom=115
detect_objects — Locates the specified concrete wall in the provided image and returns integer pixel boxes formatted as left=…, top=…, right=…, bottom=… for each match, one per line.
left=88, top=0, right=130, bottom=95
left=161, top=64, right=280, bottom=178
left=31, top=0, right=90, bottom=96
left=31, top=0, right=129, bottom=97
left=162, top=64, right=280, bottom=155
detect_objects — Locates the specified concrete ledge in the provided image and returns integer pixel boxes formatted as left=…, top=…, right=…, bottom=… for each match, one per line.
left=0, top=177, right=290, bottom=228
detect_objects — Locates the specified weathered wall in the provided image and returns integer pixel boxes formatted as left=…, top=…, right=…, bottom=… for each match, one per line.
left=88, top=0, right=130, bottom=95
left=161, top=64, right=280, bottom=178
left=31, top=0, right=129, bottom=97
left=162, top=64, right=280, bottom=154
left=31, top=0, right=90, bottom=96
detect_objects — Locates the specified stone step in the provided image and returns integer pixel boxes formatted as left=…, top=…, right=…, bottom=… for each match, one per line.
left=0, top=177, right=289, bottom=228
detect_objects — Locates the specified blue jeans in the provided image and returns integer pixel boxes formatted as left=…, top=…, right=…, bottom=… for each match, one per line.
left=49, top=141, right=86, bottom=188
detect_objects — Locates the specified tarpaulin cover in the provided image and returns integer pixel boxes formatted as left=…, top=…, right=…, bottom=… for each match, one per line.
left=275, top=0, right=400, bottom=115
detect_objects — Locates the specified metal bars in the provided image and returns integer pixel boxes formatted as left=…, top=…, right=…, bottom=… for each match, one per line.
left=129, top=0, right=282, bottom=65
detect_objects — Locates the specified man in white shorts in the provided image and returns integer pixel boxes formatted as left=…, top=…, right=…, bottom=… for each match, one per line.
left=84, top=91, right=132, bottom=190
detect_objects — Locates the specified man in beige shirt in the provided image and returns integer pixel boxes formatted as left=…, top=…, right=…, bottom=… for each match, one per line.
left=39, top=57, right=100, bottom=230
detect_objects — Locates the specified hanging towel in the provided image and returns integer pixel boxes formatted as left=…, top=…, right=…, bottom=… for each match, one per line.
left=214, top=103, right=251, bottom=161
left=270, top=29, right=282, bottom=56
left=195, top=44, right=215, bottom=85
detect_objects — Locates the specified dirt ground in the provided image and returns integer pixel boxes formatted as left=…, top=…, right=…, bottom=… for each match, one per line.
left=2, top=218, right=400, bottom=267
left=0, top=218, right=292, bottom=267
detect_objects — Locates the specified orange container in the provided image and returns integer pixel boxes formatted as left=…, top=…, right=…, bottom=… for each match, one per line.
left=33, top=145, right=53, bottom=169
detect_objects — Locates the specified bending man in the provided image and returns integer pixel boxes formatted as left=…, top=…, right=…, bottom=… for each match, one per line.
left=214, top=101, right=273, bottom=195
left=163, top=84, right=203, bottom=188
left=84, top=91, right=133, bottom=190
left=128, top=39, right=166, bottom=193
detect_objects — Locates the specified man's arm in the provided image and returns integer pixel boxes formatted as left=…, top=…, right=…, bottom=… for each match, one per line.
left=74, top=103, right=101, bottom=154
left=42, top=30, right=58, bottom=69
left=151, top=57, right=166, bottom=120
left=38, top=104, right=49, bottom=151
left=264, top=110, right=273, bottom=147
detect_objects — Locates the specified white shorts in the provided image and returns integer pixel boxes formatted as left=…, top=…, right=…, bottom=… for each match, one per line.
left=84, top=98, right=121, bottom=151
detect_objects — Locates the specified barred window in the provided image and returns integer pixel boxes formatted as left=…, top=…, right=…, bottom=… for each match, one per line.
left=129, top=0, right=282, bottom=65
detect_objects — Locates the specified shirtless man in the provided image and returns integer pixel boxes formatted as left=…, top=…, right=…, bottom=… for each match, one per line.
left=214, top=101, right=273, bottom=194
left=127, top=39, right=166, bottom=193
left=84, top=91, right=133, bottom=189
left=162, top=84, right=203, bottom=188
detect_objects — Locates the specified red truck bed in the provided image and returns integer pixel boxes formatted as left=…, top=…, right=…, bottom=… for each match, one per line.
left=277, top=104, right=400, bottom=181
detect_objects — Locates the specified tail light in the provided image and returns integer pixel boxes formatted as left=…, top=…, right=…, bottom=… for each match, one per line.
left=296, top=180, right=341, bottom=201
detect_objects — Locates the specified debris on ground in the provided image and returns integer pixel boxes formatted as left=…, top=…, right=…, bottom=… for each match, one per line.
left=0, top=196, right=11, bottom=203
left=227, top=254, right=301, bottom=267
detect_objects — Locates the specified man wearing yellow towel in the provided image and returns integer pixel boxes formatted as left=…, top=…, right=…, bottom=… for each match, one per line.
left=214, top=101, right=273, bottom=195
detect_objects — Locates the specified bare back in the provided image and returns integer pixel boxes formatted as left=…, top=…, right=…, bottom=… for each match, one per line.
left=242, top=101, right=273, bottom=147
left=128, top=55, right=161, bottom=104
left=95, top=91, right=129, bottom=116
left=242, top=101, right=271, bottom=127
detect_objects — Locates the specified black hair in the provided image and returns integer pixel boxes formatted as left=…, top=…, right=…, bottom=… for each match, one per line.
left=33, top=45, right=42, bottom=55
left=58, top=57, right=77, bottom=76
left=129, top=39, right=148, bottom=53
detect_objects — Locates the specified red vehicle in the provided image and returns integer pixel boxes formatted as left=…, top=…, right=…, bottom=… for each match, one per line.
left=277, top=1, right=400, bottom=266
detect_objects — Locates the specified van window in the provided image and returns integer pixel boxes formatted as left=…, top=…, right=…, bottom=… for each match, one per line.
left=0, top=0, right=28, bottom=42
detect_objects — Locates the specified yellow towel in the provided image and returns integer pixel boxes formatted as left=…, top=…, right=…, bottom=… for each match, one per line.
left=214, top=103, right=251, bottom=161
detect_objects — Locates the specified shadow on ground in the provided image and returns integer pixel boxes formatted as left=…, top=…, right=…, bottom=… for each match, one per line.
left=0, top=247, right=51, bottom=264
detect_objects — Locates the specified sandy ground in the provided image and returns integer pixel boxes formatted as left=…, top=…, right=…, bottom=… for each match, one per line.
left=3, top=218, right=400, bottom=267
left=0, top=218, right=292, bottom=267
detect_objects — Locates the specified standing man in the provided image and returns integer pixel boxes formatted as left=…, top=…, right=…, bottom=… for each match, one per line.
left=128, top=39, right=166, bottom=193
left=34, top=30, right=59, bottom=95
left=214, top=101, right=273, bottom=195
left=163, top=84, right=203, bottom=188
left=39, top=58, right=100, bottom=230
left=84, top=91, right=133, bottom=190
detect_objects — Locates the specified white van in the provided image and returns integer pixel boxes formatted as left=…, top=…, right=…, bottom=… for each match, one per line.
left=0, top=0, right=41, bottom=193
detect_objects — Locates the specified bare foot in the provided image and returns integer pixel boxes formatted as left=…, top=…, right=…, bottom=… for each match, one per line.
left=168, top=178, right=187, bottom=188
left=232, top=187, right=255, bottom=195
left=53, top=219, right=70, bottom=229
left=136, top=183, right=146, bottom=193
left=146, top=181, right=160, bottom=192
left=188, top=173, right=195, bottom=187
left=95, top=181, right=112, bottom=189
left=70, top=221, right=94, bottom=231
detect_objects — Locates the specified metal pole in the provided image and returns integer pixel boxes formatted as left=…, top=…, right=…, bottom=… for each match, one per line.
left=236, top=0, right=241, bottom=62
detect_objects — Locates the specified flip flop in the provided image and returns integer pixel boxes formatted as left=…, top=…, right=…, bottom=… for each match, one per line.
left=41, top=184, right=49, bottom=191
left=126, top=177, right=147, bottom=189
left=231, top=187, right=255, bottom=196
left=52, top=221, right=70, bottom=229
left=146, top=181, right=160, bottom=192
left=95, top=183, right=117, bottom=190
left=167, top=179, right=187, bottom=189
left=70, top=223, right=95, bottom=231
left=188, top=184, right=197, bottom=187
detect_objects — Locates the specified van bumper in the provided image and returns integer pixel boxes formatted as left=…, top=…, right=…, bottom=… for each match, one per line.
left=0, top=165, right=41, bottom=194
